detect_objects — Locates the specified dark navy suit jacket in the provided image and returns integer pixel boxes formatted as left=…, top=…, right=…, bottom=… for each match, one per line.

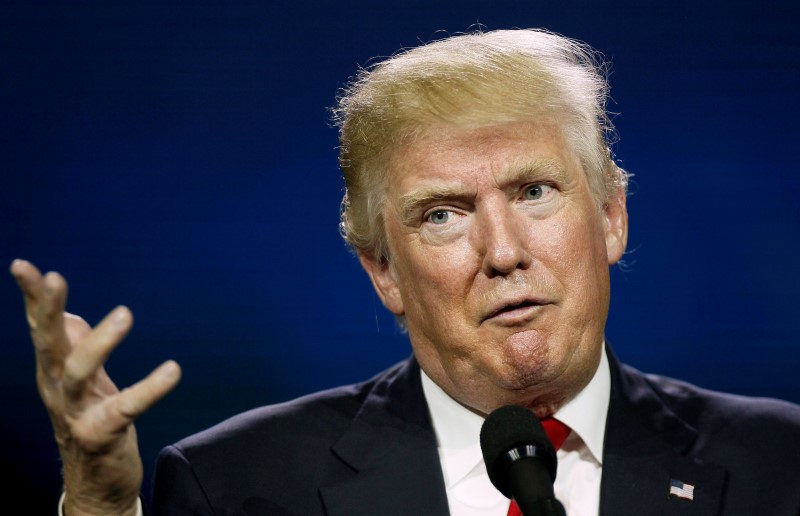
left=151, top=346, right=800, bottom=515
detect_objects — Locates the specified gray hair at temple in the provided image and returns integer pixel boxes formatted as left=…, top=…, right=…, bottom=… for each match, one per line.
left=332, top=28, right=629, bottom=264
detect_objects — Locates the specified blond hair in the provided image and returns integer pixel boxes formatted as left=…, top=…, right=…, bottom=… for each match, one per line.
left=332, top=29, right=628, bottom=263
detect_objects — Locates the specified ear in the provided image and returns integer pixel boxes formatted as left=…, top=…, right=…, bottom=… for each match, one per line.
left=603, top=187, right=628, bottom=265
left=357, top=251, right=405, bottom=316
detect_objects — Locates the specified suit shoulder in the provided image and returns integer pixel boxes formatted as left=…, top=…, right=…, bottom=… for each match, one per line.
left=152, top=357, right=420, bottom=513
left=174, top=379, right=365, bottom=454
left=163, top=357, right=412, bottom=460
left=630, top=365, right=800, bottom=447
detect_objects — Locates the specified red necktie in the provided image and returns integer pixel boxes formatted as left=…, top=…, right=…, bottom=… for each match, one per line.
left=506, top=417, right=570, bottom=516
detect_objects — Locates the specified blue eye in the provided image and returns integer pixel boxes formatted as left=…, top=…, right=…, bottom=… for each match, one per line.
left=523, top=184, right=549, bottom=200
left=428, top=210, right=450, bottom=224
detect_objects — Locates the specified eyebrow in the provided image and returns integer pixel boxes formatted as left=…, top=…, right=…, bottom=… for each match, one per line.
left=395, top=157, right=566, bottom=224
left=499, top=157, right=566, bottom=185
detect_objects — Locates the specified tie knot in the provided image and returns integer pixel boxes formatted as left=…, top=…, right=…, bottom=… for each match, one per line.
left=540, top=417, right=570, bottom=451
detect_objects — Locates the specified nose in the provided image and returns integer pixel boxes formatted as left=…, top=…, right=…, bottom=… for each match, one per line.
left=476, top=202, right=532, bottom=277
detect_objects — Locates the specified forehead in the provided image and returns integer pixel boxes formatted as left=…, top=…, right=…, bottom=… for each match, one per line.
left=385, top=121, right=580, bottom=195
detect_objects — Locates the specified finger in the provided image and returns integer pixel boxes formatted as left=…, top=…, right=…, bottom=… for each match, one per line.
left=63, top=306, right=133, bottom=397
left=9, top=259, right=45, bottom=329
left=11, top=260, right=74, bottom=374
left=112, top=360, right=182, bottom=424
left=67, top=361, right=180, bottom=453
left=33, top=271, right=72, bottom=369
left=64, top=313, right=92, bottom=345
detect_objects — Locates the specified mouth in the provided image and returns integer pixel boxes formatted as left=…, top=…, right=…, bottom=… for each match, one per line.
left=483, top=298, right=550, bottom=324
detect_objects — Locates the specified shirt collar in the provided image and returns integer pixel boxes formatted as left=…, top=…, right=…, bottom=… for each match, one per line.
left=420, top=345, right=610, bottom=488
left=553, top=345, right=610, bottom=464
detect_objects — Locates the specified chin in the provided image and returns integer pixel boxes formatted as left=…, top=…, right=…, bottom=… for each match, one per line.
left=504, top=330, right=557, bottom=374
left=496, top=335, right=588, bottom=395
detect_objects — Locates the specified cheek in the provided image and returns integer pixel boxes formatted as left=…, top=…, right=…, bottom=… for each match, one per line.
left=394, top=239, right=477, bottom=323
left=402, top=237, right=475, bottom=288
left=539, top=210, right=609, bottom=294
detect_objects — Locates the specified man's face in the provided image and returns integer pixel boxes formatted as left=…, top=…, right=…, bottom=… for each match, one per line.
left=360, top=120, right=627, bottom=416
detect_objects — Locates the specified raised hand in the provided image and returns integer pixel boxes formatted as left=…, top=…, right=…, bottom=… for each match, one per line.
left=10, top=259, right=181, bottom=516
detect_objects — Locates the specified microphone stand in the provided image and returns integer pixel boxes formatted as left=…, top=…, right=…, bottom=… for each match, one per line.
left=506, top=452, right=566, bottom=516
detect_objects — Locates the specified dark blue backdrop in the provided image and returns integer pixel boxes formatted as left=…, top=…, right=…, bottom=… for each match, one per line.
left=3, top=1, right=799, bottom=511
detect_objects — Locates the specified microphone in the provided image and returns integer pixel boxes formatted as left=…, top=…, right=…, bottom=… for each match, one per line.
left=479, top=405, right=566, bottom=516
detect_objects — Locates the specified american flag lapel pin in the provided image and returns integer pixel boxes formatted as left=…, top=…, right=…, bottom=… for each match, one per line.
left=669, top=478, right=695, bottom=501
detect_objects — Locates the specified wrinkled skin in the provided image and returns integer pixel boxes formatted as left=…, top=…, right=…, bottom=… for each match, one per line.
left=359, top=121, right=628, bottom=417
left=10, top=259, right=181, bottom=516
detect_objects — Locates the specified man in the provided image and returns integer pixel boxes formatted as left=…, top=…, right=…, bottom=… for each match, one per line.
left=11, top=28, right=800, bottom=515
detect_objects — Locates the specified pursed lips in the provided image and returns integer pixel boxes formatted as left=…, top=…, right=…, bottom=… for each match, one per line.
left=482, top=295, right=552, bottom=323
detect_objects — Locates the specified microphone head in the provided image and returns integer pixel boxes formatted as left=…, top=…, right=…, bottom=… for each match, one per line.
left=479, top=405, right=557, bottom=498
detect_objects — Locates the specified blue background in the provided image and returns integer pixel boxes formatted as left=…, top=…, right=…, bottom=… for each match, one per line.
left=2, top=1, right=799, bottom=511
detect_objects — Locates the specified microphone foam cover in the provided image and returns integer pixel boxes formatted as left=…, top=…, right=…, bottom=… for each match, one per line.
left=480, top=404, right=555, bottom=497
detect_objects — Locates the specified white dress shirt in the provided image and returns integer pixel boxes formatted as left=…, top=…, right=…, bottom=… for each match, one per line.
left=421, top=346, right=611, bottom=516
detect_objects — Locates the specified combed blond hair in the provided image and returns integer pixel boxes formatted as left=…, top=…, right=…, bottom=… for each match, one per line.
left=332, top=28, right=628, bottom=263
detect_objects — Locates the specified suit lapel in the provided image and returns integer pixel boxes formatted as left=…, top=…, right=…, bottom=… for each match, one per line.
left=320, top=358, right=450, bottom=516
left=318, top=347, right=731, bottom=515
left=600, top=347, right=727, bottom=515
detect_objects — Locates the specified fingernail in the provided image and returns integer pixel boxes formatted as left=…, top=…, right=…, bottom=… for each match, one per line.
left=112, top=307, right=130, bottom=327
left=161, top=360, right=181, bottom=380
left=43, top=272, right=57, bottom=292
left=9, top=259, right=24, bottom=276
